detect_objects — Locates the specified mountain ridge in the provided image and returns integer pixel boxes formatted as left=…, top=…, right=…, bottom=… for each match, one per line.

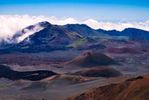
left=0, top=21, right=149, bottom=53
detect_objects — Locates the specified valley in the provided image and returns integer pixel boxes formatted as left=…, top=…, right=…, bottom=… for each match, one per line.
left=0, top=22, right=148, bottom=100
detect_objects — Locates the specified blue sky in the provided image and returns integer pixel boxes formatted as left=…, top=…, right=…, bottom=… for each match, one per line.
left=0, top=0, right=149, bottom=21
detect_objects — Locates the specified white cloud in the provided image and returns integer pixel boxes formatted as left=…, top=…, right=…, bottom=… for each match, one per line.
left=16, top=24, right=44, bottom=43
left=0, top=14, right=149, bottom=41
left=84, top=19, right=149, bottom=31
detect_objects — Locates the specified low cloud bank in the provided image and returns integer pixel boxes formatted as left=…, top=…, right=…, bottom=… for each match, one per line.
left=0, top=15, right=149, bottom=40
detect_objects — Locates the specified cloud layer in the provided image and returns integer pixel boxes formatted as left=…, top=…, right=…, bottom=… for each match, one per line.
left=0, top=15, right=149, bottom=40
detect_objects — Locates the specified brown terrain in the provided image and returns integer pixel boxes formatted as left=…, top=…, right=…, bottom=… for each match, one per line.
left=67, top=75, right=149, bottom=100
left=72, top=67, right=122, bottom=78
left=64, top=51, right=117, bottom=67
left=0, top=21, right=149, bottom=100
left=107, top=47, right=141, bottom=54
left=0, top=50, right=148, bottom=100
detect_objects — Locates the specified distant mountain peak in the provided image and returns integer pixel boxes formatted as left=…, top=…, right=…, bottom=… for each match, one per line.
left=11, top=21, right=52, bottom=43
left=38, top=21, right=52, bottom=28
left=122, top=27, right=149, bottom=32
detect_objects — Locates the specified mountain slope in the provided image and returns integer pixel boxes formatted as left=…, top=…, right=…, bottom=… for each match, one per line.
left=97, top=28, right=149, bottom=41
left=10, top=22, right=102, bottom=52
left=64, top=51, right=116, bottom=67
left=63, top=24, right=100, bottom=37
left=12, top=21, right=47, bottom=43
left=1, top=22, right=149, bottom=53
left=72, top=67, right=122, bottom=78
left=67, top=75, right=149, bottom=100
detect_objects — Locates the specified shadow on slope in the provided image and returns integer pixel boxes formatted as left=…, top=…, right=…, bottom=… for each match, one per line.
left=72, top=67, right=122, bottom=78
left=0, top=65, right=57, bottom=81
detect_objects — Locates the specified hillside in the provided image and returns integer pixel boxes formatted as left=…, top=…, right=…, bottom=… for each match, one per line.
left=65, top=51, right=116, bottom=67
left=67, top=75, right=149, bottom=100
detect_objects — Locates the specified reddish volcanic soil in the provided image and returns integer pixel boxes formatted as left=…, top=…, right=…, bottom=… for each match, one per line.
left=67, top=75, right=149, bottom=100
left=107, top=47, right=141, bottom=54
left=72, top=67, right=122, bottom=78
left=64, top=51, right=116, bottom=67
